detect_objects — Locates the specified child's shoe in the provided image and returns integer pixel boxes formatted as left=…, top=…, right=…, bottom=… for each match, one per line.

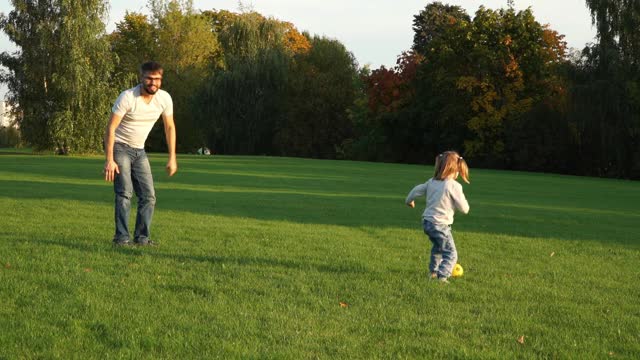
left=438, top=277, right=449, bottom=284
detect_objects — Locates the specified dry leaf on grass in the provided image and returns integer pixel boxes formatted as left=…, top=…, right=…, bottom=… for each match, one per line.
left=339, top=301, right=348, bottom=308
left=83, top=268, right=92, bottom=272
left=550, top=252, right=555, bottom=257
left=517, top=335, right=525, bottom=345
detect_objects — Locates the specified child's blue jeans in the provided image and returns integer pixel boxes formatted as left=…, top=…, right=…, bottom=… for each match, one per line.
left=423, top=220, right=458, bottom=278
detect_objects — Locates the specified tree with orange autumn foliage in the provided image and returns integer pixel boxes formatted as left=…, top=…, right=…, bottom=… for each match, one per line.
left=348, top=51, right=425, bottom=162
left=281, top=21, right=311, bottom=55
left=366, top=51, right=422, bottom=115
left=409, top=3, right=568, bottom=167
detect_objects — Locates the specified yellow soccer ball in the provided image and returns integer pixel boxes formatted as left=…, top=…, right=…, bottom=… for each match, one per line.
left=452, top=263, right=464, bottom=277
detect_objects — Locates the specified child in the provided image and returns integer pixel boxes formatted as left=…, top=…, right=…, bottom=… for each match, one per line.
left=405, top=151, right=470, bottom=283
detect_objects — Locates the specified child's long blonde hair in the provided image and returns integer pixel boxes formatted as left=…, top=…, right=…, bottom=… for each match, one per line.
left=433, top=151, right=470, bottom=184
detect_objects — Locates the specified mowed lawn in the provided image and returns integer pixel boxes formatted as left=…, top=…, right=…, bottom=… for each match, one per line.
left=0, top=153, right=638, bottom=359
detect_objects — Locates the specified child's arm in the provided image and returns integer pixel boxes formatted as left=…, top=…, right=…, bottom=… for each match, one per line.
left=451, top=183, right=470, bottom=214
left=405, top=183, right=427, bottom=208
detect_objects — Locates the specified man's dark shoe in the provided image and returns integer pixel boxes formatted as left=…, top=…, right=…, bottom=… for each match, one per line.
left=112, top=240, right=132, bottom=247
left=134, top=240, right=157, bottom=247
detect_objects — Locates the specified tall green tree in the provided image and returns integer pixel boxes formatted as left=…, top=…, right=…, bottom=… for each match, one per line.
left=570, top=0, right=640, bottom=178
left=196, top=11, right=290, bottom=154
left=275, top=34, right=359, bottom=158
left=1, top=0, right=115, bottom=153
left=143, top=0, right=221, bottom=151
left=412, top=2, right=470, bottom=56
left=585, top=0, right=640, bottom=69
left=108, top=12, right=157, bottom=86
left=411, top=2, right=473, bottom=160
left=1, top=1, right=58, bottom=150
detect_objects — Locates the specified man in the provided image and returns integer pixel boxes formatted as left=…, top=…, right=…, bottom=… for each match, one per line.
left=103, top=61, right=177, bottom=246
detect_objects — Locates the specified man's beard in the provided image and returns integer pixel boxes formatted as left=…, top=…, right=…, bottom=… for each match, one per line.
left=144, top=85, right=158, bottom=95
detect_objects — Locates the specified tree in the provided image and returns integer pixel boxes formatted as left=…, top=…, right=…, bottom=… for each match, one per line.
left=144, top=0, right=222, bottom=151
left=281, top=21, right=311, bottom=56
left=572, top=0, right=640, bottom=178
left=275, top=34, right=359, bottom=158
left=1, top=0, right=115, bottom=153
left=412, top=2, right=470, bottom=56
left=585, top=0, right=640, bottom=70
left=411, top=2, right=474, bottom=161
left=150, top=0, right=222, bottom=76
left=356, top=51, right=423, bottom=162
left=0, top=1, right=58, bottom=150
left=108, top=12, right=157, bottom=86
left=409, top=3, right=568, bottom=168
left=196, top=11, right=290, bottom=154
left=458, top=6, right=559, bottom=165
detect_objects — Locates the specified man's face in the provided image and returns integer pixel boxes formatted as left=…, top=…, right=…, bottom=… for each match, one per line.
left=141, top=71, right=162, bottom=95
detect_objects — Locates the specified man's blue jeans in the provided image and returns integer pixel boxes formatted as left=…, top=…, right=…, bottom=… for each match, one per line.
left=423, top=220, right=458, bottom=278
left=113, top=142, right=156, bottom=244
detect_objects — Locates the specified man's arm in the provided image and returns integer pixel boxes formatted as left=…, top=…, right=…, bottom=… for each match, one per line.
left=103, top=113, right=123, bottom=182
left=163, top=113, right=177, bottom=176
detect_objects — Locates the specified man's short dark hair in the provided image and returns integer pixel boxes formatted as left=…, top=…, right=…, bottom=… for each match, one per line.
left=140, top=61, right=163, bottom=75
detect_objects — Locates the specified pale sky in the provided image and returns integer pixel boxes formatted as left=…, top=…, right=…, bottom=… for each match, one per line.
left=0, top=0, right=596, bottom=100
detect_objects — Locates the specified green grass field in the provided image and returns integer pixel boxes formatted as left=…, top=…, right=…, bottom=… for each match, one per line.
left=1, top=153, right=638, bottom=359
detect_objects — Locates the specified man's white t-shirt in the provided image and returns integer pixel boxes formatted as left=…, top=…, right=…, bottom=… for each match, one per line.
left=112, top=84, right=173, bottom=149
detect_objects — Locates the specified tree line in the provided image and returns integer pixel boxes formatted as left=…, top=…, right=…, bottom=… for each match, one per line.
left=1, top=0, right=638, bottom=179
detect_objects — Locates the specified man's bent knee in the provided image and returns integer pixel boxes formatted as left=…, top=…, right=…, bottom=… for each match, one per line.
left=140, top=194, right=156, bottom=206
left=116, top=190, right=133, bottom=199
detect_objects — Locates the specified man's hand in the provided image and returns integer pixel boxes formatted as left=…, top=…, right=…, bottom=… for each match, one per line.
left=166, top=158, right=177, bottom=177
left=104, top=160, right=120, bottom=182
left=407, top=200, right=415, bottom=208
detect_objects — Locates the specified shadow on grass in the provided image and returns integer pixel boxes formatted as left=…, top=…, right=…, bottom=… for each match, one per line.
left=32, top=238, right=371, bottom=275
left=2, top=178, right=638, bottom=246
left=1, top=154, right=404, bottom=198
